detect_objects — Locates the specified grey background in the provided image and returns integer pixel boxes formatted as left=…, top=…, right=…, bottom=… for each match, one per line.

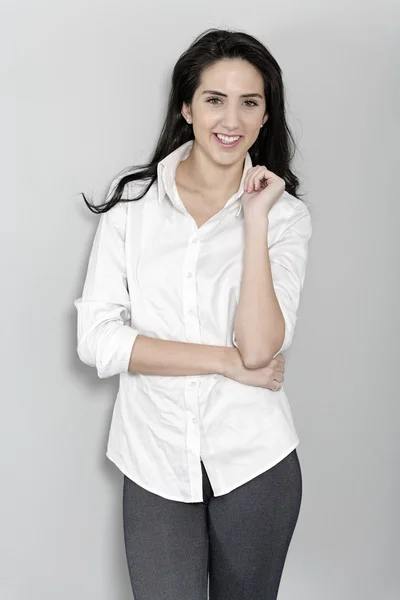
left=1, top=1, right=399, bottom=598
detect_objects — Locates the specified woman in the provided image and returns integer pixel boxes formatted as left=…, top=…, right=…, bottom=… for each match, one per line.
left=74, top=28, right=312, bottom=600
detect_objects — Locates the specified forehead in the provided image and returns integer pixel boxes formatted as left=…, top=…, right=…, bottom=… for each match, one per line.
left=197, top=59, right=264, bottom=92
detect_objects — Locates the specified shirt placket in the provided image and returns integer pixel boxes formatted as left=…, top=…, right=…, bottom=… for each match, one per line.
left=182, top=230, right=203, bottom=500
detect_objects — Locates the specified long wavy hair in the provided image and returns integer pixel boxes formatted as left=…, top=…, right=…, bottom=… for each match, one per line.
left=81, top=28, right=304, bottom=214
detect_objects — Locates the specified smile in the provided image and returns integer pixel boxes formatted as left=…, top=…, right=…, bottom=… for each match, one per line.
left=213, top=133, right=242, bottom=148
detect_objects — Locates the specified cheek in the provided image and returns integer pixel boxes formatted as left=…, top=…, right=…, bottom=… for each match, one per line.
left=246, top=113, right=262, bottom=127
left=199, top=112, right=218, bottom=129
left=247, top=119, right=264, bottom=138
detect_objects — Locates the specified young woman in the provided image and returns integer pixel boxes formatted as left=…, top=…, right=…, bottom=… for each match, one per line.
left=74, top=28, right=312, bottom=600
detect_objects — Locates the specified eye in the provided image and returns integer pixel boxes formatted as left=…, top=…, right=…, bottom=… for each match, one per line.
left=206, top=97, right=259, bottom=107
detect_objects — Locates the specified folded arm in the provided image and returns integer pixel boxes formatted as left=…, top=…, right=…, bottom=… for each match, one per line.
left=74, top=183, right=236, bottom=379
left=233, top=201, right=312, bottom=368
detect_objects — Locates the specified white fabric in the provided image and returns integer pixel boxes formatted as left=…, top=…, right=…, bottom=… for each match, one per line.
left=74, top=139, right=312, bottom=502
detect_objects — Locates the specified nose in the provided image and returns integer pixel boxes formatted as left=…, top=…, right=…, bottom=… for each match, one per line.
left=220, top=107, right=241, bottom=131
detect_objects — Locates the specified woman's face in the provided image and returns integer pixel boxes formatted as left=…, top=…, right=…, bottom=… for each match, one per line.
left=182, top=58, right=268, bottom=166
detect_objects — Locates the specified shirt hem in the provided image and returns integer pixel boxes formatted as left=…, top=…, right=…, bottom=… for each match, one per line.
left=106, top=449, right=200, bottom=502
left=107, top=439, right=300, bottom=502
left=212, top=439, right=300, bottom=497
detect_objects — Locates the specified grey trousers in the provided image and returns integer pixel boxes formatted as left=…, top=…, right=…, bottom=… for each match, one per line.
left=122, top=448, right=302, bottom=600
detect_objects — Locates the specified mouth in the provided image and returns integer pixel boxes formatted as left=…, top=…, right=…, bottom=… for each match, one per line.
left=213, top=133, right=243, bottom=148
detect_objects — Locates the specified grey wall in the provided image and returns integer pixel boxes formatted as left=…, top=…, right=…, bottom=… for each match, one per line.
left=1, top=1, right=399, bottom=598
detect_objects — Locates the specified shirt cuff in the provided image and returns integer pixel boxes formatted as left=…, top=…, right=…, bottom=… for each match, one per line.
left=93, top=325, right=139, bottom=379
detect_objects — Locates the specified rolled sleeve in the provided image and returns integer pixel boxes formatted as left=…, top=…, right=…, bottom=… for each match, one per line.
left=74, top=178, right=139, bottom=379
left=233, top=201, right=312, bottom=358
left=269, top=203, right=312, bottom=356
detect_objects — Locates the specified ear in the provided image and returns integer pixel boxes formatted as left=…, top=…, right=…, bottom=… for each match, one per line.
left=181, top=101, right=192, bottom=122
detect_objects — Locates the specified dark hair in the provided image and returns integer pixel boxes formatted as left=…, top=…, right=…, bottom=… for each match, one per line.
left=81, top=28, right=305, bottom=214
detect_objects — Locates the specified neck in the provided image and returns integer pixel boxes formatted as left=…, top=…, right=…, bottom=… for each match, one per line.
left=179, top=140, right=245, bottom=200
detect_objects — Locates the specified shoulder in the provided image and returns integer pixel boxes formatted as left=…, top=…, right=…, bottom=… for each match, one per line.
left=107, top=168, right=148, bottom=201
left=105, top=169, right=153, bottom=217
left=273, top=190, right=310, bottom=219
left=271, top=190, right=312, bottom=231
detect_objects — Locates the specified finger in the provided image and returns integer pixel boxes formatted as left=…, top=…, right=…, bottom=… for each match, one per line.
left=274, top=354, right=285, bottom=364
left=244, top=168, right=256, bottom=191
left=249, top=171, right=261, bottom=191
left=254, top=168, right=269, bottom=191
left=273, top=372, right=284, bottom=383
left=270, top=361, right=284, bottom=374
left=254, top=175, right=262, bottom=191
left=254, top=167, right=271, bottom=189
left=269, top=380, right=282, bottom=391
left=245, top=171, right=257, bottom=192
left=245, top=167, right=264, bottom=192
left=274, top=375, right=283, bottom=387
left=270, top=356, right=285, bottom=369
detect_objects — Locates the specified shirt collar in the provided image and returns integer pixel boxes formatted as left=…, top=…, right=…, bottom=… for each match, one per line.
left=156, top=139, right=253, bottom=217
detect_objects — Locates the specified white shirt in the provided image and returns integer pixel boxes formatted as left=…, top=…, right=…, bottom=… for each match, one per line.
left=74, top=139, right=312, bottom=503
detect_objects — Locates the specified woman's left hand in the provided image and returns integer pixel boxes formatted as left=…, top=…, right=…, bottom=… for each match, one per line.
left=241, top=166, right=285, bottom=218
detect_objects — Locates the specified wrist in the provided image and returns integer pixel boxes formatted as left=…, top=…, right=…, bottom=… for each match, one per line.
left=243, top=212, right=270, bottom=231
left=219, top=347, right=240, bottom=377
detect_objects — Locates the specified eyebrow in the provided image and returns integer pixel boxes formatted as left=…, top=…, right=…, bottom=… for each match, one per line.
left=201, top=89, right=263, bottom=99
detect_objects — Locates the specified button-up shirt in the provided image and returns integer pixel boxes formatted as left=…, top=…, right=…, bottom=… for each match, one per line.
left=74, top=139, right=312, bottom=502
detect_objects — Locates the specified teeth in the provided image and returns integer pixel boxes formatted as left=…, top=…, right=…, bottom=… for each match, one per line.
left=216, top=134, right=240, bottom=143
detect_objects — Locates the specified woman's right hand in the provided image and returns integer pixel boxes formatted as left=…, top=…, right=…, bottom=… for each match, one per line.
left=223, top=348, right=285, bottom=391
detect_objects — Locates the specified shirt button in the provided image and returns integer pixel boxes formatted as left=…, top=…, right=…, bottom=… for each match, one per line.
left=188, top=309, right=195, bottom=316
left=192, top=417, right=198, bottom=424
left=192, top=237, right=198, bottom=243
left=187, top=272, right=193, bottom=278
left=189, top=381, right=196, bottom=387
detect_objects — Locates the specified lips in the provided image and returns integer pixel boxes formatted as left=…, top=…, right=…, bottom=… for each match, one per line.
left=213, top=133, right=242, bottom=148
